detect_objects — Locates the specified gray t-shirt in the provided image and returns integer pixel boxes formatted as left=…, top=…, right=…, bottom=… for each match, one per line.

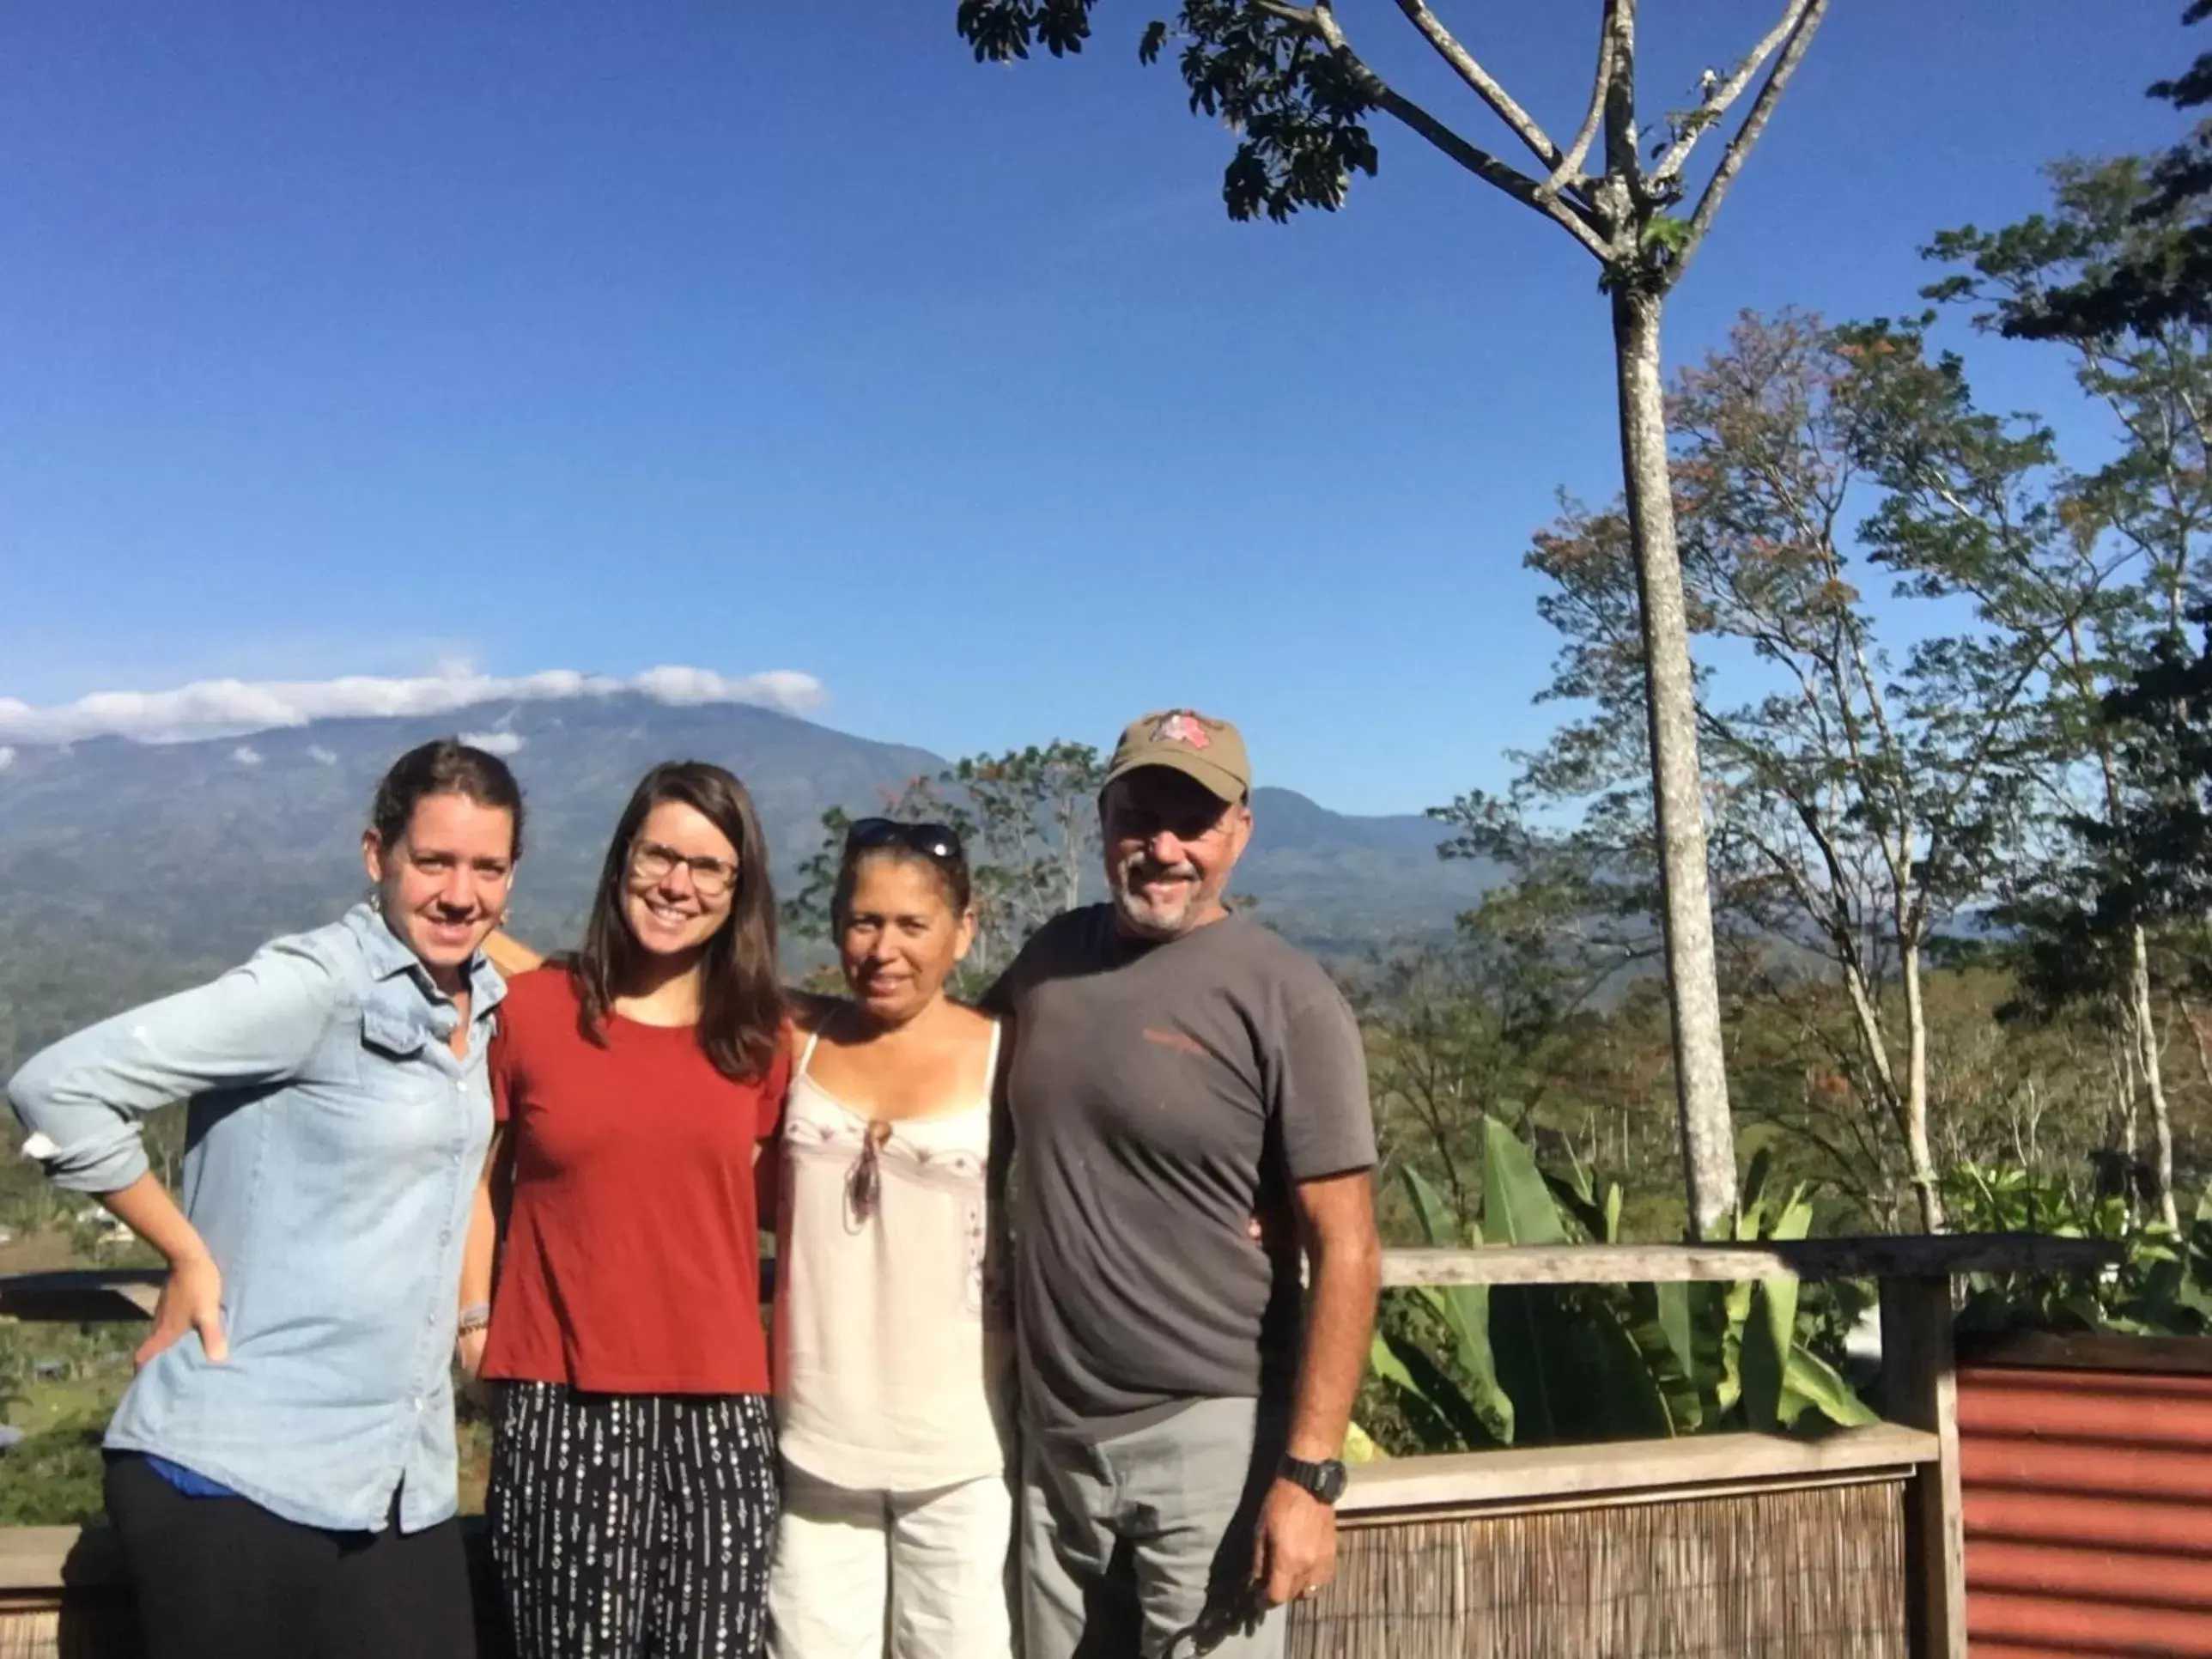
left=985, top=904, right=1376, bottom=1439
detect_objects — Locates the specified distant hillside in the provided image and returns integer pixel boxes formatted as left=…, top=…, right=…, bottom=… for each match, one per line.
left=1237, top=786, right=1495, bottom=953
left=0, top=696, right=1495, bottom=1071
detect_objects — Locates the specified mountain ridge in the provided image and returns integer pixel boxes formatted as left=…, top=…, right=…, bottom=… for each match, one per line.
left=0, top=694, right=1496, bottom=1072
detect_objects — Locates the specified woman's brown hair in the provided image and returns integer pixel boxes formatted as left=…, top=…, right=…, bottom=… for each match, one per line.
left=568, top=761, right=782, bottom=1081
left=369, top=738, right=526, bottom=859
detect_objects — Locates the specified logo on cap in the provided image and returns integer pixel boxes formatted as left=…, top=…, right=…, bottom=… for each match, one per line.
left=1152, top=711, right=1212, bottom=750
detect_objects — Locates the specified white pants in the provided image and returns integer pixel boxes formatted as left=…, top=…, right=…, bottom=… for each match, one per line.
left=769, top=1462, right=1016, bottom=1659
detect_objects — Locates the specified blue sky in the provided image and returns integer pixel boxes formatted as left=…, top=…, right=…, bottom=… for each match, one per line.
left=0, top=2, right=2194, bottom=814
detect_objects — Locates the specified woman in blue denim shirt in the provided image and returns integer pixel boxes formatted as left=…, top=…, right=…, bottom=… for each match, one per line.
left=4, top=738, right=525, bottom=1659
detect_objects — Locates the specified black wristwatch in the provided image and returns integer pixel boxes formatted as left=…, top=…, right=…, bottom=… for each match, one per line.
left=1279, top=1453, right=1349, bottom=1505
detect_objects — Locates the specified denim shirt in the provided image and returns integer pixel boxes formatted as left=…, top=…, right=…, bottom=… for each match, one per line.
left=5, top=904, right=502, bottom=1534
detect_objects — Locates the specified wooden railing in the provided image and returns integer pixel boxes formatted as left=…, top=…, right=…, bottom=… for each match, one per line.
left=0, top=1236, right=2116, bottom=1659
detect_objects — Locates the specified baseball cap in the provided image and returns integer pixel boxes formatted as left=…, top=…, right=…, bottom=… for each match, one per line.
left=1103, top=709, right=1252, bottom=804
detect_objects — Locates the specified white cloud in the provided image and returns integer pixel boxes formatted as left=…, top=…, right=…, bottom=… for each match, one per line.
left=307, top=744, right=337, bottom=765
left=0, top=665, right=827, bottom=746
left=233, top=745, right=264, bottom=767
left=0, top=746, right=14, bottom=773
left=459, top=730, right=526, bottom=757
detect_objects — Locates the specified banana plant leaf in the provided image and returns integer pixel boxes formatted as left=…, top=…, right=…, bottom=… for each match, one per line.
left=1372, top=1121, right=1876, bottom=1449
left=1481, top=1118, right=1670, bottom=1443
left=1398, top=1166, right=1515, bottom=1443
left=1781, top=1346, right=1878, bottom=1427
left=1622, top=1279, right=1703, bottom=1434
left=1541, top=1161, right=1614, bottom=1244
left=1741, top=1181, right=1813, bottom=1432
left=1370, top=1328, right=1507, bottom=1449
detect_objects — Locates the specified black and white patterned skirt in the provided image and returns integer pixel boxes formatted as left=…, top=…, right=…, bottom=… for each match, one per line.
left=489, top=1382, right=779, bottom=1658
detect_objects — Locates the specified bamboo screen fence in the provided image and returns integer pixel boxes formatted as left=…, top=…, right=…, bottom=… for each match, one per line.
left=1286, top=1477, right=1909, bottom=1658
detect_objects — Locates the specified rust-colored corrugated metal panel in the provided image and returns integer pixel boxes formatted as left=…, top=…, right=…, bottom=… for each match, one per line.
left=1962, top=1358, right=2212, bottom=1658
left=1973, top=1540, right=2212, bottom=1610
left=1962, top=1365, right=2212, bottom=1447
left=1965, top=1435, right=2212, bottom=1503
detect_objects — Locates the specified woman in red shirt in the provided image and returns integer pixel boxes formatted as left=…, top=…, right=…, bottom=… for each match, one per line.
left=464, top=761, right=788, bottom=1659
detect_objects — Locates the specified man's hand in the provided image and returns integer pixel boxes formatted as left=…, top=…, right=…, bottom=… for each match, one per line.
left=137, top=1251, right=227, bottom=1370
left=1251, top=1476, right=1338, bottom=1607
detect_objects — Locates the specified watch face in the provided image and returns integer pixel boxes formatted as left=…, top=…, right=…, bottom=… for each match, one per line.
left=1286, top=1455, right=1350, bottom=1504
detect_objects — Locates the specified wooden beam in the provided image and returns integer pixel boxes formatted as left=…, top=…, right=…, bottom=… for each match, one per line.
left=0, top=1270, right=160, bottom=1323
left=1382, top=1234, right=2118, bottom=1287
left=0, top=1235, right=2118, bottom=1328
left=1337, top=1423, right=1938, bottom=1522
left=0, top=1525, right=125, bottom=1594
left=1884, top=1274, right=1967, bottom=1659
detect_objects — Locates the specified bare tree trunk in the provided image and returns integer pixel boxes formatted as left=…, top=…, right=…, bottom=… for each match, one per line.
left=1611, top=284, right=1737, bottom=1239
left=2111, top=1036, right=2141, bottom=1222
left=2187, top=994, right=2212, bottom=1096
left=2011, top=1078, right=2042, bottom=1172
left=2129, top=924, right=2180, bottom=1231
left=1899, top=942, right=1944, bottom=1233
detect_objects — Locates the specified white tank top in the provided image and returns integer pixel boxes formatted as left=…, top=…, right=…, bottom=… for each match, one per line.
left=772, top=1021, right=1012, bottom=1491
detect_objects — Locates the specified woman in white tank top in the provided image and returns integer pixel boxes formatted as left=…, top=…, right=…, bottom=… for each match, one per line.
left=767, top=819, right=1013, bottom=1659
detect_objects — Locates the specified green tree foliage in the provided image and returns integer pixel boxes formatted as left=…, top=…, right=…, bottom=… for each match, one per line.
left=1946, top=1164, right=2212, bottom=1337
left=1966, top=5, right=2212, bottom=342
left=1926, top=150, right=2212, bottom=1226
left=1374, top=802, right=1676, bottom=1232
left=2098, top=615, right=2212, bottom=921
left=0, top=1419, right=106, bottom=1526
left=782, top=742, right=1105, bottom=985
left=1447, top=311, right=2101, bottom=1231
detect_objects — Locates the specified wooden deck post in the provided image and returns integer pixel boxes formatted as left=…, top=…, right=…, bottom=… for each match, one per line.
left=1882, top=1273, right=1966, bottom=1659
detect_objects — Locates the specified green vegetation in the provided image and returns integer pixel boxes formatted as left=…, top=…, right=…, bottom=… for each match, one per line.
left=0, top=1318, right=137, bottom=1525
left=1364, top=1125, right=1872, bottom=1457
left=1945, top=1165, right=2212, bottom=1338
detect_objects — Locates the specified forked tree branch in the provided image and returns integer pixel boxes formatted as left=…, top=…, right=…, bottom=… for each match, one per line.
left=1389, top=0, right=1562, bottom=171
left=1652, top=0, right=1822, bottom=185
left=1601, top=0, right=1642, bottom=196
left=1545, top=0, right=1620, bottom=196
left=1308, top=4, right=1611, bottom=260
left=1668, top=0, right=1828, bottom=286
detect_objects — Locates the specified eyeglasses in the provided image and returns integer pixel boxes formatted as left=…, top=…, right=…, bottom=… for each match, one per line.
left=845, top=818, right=964, bottom=863
left=629, top=838, right=739, bottom=897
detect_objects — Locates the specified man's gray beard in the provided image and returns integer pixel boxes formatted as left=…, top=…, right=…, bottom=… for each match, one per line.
left=1109, top=874, right=1200, bottom=939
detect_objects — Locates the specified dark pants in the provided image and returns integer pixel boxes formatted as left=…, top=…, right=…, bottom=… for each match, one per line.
left=488, top=1382, right=780, bottom=1659
left=104, top=1452, right=477, bottom=1659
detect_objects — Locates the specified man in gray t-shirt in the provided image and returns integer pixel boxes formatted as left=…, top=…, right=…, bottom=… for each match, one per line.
left=986, top=708, right=1381, bottom=1659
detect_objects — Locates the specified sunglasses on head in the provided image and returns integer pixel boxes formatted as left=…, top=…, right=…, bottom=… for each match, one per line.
left=844, top=817, right=964, bottom=862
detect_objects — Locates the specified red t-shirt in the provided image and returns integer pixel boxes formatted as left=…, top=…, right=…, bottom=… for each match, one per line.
left=482, top=966, right=789, bottom=1395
